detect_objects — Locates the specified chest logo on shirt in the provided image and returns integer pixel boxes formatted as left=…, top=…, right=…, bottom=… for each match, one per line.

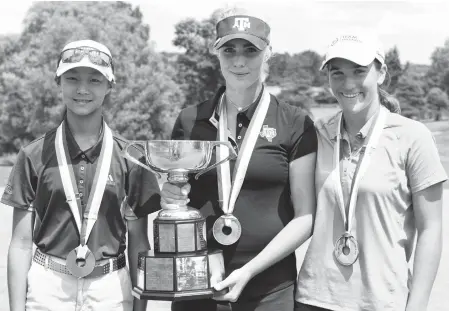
left=259, top=125, right=277, bottom=142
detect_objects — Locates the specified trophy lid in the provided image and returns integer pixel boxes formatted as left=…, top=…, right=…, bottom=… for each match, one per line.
left=157, top=207, right=203, bottom=220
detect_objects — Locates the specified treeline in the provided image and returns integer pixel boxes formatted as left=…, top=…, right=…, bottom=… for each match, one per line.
left=1, top=2, right=449, bottom=156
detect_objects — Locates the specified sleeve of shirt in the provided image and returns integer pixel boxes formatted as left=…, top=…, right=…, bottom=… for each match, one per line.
left=1, top=148, right=36, bottom=211
left=171, top=111, right=185, bottom=140
left=126, top=154, right=161, bottom=219
left=406, top=123, right=448, bottom=193
left=289, top=112, right=318, bottom=162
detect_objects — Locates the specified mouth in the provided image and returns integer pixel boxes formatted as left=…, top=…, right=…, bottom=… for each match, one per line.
left=73, top=99, right=93, bottom=104
left=231, top=72, right=249, bottom=77
left=341, top=92, right=361, bottom=98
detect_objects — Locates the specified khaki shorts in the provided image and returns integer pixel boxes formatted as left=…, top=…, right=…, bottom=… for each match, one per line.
left=26, top=259, right=133, bottom=311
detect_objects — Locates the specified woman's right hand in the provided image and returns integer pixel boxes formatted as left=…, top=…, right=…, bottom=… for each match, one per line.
left=160, top=182, right=191, bottom=210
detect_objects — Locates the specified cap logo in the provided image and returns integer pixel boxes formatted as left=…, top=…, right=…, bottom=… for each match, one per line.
left=233, top=18, right=251, bottom=31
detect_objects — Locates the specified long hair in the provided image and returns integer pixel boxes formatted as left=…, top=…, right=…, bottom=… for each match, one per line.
left=374, top=60, right=401, bottom=114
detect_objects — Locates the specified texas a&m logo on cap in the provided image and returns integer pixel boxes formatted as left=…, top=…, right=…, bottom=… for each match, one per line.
left=233, top=17, right=251, bottom=31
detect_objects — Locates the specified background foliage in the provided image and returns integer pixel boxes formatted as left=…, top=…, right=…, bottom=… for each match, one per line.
left=1, top=1, right=449, bottom=156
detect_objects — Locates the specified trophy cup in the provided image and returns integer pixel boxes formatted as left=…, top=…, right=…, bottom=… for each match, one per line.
left=122, top=140, right=236, bottom=301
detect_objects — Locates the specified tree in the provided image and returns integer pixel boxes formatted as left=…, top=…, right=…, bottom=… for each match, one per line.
left=427, top=38, right=449, bottom=95
left=395, top=75, right=427, bottom=118
left=0, top=2, right=183, bottom=153
left=426, top=87, right=449, bottom=120
left=172, top=17, right=223, bottom=107
left=384, top=46, right=404, bottom=93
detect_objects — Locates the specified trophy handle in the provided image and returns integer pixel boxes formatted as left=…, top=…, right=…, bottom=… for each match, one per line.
left=122, top=141, right=161, bottom=178
left=194, top=141, right=237, bottom=180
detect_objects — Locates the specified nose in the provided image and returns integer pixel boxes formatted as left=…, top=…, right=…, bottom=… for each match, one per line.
left=76, top=83, right=90, bottom=95
left=233, top=53, right=246, bottom=68
left=342, top=76, right=358, bottom=90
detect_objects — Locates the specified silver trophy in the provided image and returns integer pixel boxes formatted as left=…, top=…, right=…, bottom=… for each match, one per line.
left=122, top=140, right=236, bottom=301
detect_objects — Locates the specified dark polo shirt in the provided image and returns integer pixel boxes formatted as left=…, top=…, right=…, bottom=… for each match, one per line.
left=172, top=86, right=317, bottom=299
left=1, top=121, right=160, bottom=260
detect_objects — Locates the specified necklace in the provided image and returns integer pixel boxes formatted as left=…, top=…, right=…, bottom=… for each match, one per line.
left=226, top=95, right=252, bottom=112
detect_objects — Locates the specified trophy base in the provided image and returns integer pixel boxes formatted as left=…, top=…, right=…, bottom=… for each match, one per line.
left=132, top=286, right=214, bottom=301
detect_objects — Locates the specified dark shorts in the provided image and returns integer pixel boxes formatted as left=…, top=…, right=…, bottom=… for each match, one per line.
left=171, top=284, right=295, bottom=311
left=294, top=301, right=332, bottom=311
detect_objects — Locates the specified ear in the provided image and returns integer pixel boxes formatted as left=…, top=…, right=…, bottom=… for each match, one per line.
left=377, top=63, right=387, bottom=85
left=105, top=85, right=112, bottom=96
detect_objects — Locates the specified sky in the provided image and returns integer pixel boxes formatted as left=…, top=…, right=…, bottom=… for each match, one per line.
left=1, top=0, right=449, bottom=65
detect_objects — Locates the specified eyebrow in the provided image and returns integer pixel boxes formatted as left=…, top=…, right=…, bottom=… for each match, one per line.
left=329, top=64, right=368, bottom=71
left=222, top=42, right=256, bottom=48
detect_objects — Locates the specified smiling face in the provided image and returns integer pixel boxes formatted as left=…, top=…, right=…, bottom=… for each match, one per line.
left=328, top=58, right=386, bottom=117
left=60, top=67, right=110, bottom=117
left=217, top=38, right=267, bottom=89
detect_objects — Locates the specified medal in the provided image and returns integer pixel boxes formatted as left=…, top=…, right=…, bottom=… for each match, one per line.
left=66, top=245, right=96, bottom=278
left=333, top=232, right=359, bottom=266
left=212, top=214, right=242, bottom=245
left=214, top=88, right=271, bottom=245
left=332, top=107, right=387, bottom=266
left=55, top=121, right=113, bottom=277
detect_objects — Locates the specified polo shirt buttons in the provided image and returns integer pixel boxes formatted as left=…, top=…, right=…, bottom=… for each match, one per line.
left=81, top=155, right=85, bottom=159
left=80, top=166, right=85, bottom=171
left=80, top=180, right=84, bottom=184
left=237, top=136, right=242, bottom=140
left=238, top=123, right=242, bottom=127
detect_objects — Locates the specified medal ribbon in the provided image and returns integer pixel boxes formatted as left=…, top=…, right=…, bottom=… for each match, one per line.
left=217, top=88, right=271, bottom=215
left=55, top=121, right=114, bottom=253
left=333, top=106, right=387, bottom=233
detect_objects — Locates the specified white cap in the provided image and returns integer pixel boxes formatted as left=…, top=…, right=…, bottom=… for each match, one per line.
left=56, top=39, right=115, bottom=83
left=320, top=32, right=385, bottom=70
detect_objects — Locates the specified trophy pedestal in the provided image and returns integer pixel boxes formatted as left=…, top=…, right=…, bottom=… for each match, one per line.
left=134, top=209, right=224, bottom=301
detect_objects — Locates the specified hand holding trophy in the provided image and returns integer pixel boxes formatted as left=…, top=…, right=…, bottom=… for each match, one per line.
left=122, top=140, right=236, bottom=301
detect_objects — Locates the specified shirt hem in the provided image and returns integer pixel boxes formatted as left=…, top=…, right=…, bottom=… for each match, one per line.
left=411, top=174, right=447, bottom=193
left=0, top=199, right=32, bottom=210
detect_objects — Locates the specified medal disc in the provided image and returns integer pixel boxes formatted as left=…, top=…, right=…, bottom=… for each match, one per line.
left=66, top=245, right=96, bottom=278
left=333, top=233, right=359, bottom=266
left=213, top=214, right=242, bottom=245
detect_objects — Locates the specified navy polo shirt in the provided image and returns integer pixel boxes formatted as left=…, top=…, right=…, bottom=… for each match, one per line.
left=172, top=86, right=317, bottom=299
left=1, top=120, right=161, bottom=260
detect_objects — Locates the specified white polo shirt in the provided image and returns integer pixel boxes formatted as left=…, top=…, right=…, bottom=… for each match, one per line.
left=296, top=109, right=447, bottom=311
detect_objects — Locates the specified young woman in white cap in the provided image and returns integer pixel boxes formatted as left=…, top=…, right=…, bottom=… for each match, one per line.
left=216, top=31, right=447, bottom=311
left=2, top=39, right=160, bottom=311
left=161, top=7, right=317, bottom=311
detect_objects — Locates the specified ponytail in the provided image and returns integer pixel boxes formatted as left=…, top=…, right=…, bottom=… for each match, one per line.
left=379, top=87, right=401, bottom=114
left=374, top=60, right=401, bottom=114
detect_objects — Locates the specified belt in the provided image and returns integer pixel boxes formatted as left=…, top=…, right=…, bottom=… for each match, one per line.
left=33, top=249, right=126, bottom=278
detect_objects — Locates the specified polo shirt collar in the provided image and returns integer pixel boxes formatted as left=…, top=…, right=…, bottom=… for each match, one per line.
left=204, top=85, right=265, bottom=125
left=324, top=107, right=388, bottom=142
left=64, top=118, right=105, bottom=162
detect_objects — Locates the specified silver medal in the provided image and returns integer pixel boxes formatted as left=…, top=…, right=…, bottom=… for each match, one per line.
left=212, top=214, right=242, bottom=245
left=66, top=245, right=96, bottom=278
left=333, top=232, right=359, bottom=266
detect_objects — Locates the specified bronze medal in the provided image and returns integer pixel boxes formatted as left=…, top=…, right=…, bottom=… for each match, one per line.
left=66, top=245, right=96, bottom=278
left=212, top=214, right=242, bottom=245
left=333, top=232, right=359, bottom=266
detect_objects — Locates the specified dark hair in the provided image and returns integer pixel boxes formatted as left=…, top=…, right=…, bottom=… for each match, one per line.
left=374, top=60, right=401, bottom=114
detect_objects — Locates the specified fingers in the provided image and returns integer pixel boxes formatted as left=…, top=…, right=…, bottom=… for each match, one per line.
left=212, top=274, right=242, bottom=302
left=160, top=183, right=191, bottom=209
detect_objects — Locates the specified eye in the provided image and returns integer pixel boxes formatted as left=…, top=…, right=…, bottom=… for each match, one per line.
left=354, top=68, right=368, bottom=75
left=245, top=46, right=258, bottom=53
left=222, top=46, right=237, bottom=54
left=91, top=78, right=102, bottom=83
left=65, top=76, right=78, bottom=81
left=330, top=71, right=343, bottom=77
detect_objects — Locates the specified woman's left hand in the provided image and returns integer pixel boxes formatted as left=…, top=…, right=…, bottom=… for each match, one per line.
left=212, top=268, right=252, bottom=302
